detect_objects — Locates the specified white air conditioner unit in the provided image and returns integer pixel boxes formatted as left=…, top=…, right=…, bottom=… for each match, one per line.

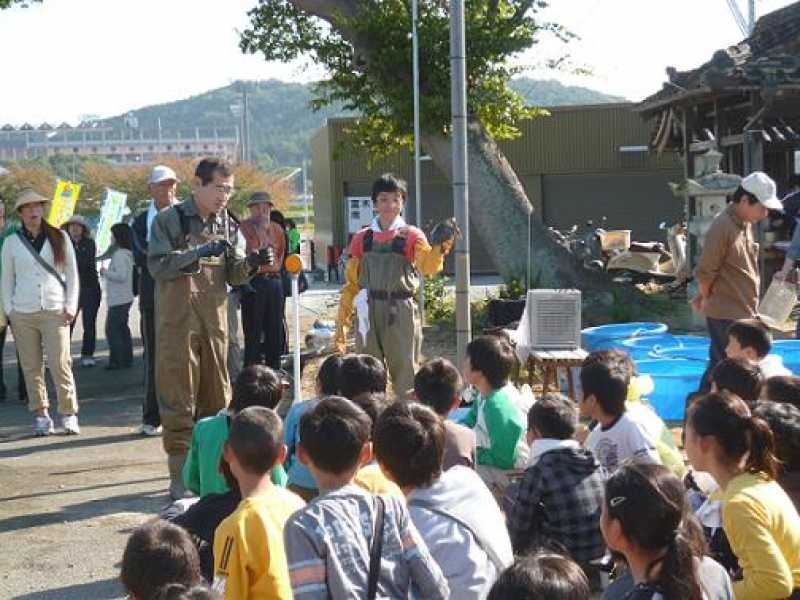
left=527, top=289, right=582, bottom=350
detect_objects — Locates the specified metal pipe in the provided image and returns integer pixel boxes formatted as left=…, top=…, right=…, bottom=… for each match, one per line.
left=450, top=0, right=471, bottom=366
left=413, top=0, right=425, bottom=318
left=291, top=274, right=302, bottom=405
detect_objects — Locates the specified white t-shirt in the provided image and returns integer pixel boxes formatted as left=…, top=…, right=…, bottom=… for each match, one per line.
left=585, top=412, right=661, bottom=472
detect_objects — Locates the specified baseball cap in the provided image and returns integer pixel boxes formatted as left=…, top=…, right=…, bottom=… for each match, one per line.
left=148, top=165, right=179, bottom=185
left=741, top=171, right=782, bottom=211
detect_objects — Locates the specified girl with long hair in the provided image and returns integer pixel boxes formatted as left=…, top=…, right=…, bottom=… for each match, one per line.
left=685, top=392, right=800, bottom=600
left=601, top=463, right=733, bottom=600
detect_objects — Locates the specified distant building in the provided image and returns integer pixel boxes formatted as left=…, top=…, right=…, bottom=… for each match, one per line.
left=0, top=123, right=238, bottom=164
left=312, top=103, right=683, bottom=273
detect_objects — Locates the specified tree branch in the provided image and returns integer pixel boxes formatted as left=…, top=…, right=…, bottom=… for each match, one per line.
left=511, top=0, right=535, bottom=25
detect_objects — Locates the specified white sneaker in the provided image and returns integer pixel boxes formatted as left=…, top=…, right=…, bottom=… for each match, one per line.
left=33, top=415, right=55, bottom=436
left=138, top=424, right=162, bottom=437
left=62, top=414, right=80, bottom=435
left=80, top=357, right=96, bottom=367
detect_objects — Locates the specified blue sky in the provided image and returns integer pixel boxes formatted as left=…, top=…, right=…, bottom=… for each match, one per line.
left=0, top=0, right=794, bottom=124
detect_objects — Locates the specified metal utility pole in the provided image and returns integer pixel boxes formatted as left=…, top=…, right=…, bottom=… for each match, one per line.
left=302, top=159, right=310, bottom=226
left=412, top=0, right=425, bottom=317
left=242, top=86, right=251, bottom=163
left=450, top=0, right=471, bottom=366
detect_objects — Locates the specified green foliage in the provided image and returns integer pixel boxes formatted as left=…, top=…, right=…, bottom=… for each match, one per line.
left=422, top=274, right=490, bottom=333
left=240, top=0, right=576, bottom=160
left=499, top=276, right=526, bottom=300
left=0, top=0, right=39, bottom=8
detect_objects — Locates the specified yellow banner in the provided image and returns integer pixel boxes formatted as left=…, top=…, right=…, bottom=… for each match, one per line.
left=48, top=180, right=81, bottom=227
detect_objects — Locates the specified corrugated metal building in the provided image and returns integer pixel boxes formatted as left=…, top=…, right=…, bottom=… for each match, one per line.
left=312, top=103, right=683, bottom=273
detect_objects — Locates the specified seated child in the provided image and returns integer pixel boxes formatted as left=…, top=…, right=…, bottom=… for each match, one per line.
left=337, top=353, right=388, bottom=400
left=284, top=396, right=449, bottom=599
left=151, top=584, right=221, bottom=600
left=506, top=393, right=606, bottom=569
left=711, top=357, right=764, bottom=404
left=685, top=392, right=800, bottom=599
left=184, top=365, right=287, bottom=497
left=620, top=352, right=686, bottom=478
left=374, top=401, right=513, bottom=598
left=487, top=553, right=591, bottom=600
left=461, top=336, right=528, bottom=491
left=726, top=318, right=791, bottom=379
left=414, top=357, right=477, bottom=470
left=580, top=351, right=660, bottom=472
left=173, top=459, right=242, bottom=582
left=349, top=390, right=403, bottom=497
left=753, top=401, right=800, bottom=512
left=284, top=354, right=343, bottom=501
left=121, top=519, right=205, bottom=600
left=212, top=407, right=305, bottom=599
left=765, top=375, right=800, bottom=409
left=601, top=463, right=733, bottom=600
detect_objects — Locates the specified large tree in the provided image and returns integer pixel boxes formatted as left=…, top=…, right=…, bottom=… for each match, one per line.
left=0, top=0, right=39, bottom=8
left=241, top=0, right=634, bottom=311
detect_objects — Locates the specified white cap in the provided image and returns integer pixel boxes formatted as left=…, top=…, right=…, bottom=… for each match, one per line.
left=741, top=171, right=782, bottom=211
left=148, top=165, right=179, bottom=185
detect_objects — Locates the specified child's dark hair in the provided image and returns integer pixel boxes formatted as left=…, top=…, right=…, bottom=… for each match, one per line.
left=604, top=464, right=708, bottom=600
left=374, top=402, right=444, bottom=489
left=687, top=391, right=780, bottom=480
left=154, top=584, right=221, bottom=600
left=727, top=318, right=772, bottom=358
left=414, top=357, right=463, bottom=416
left=120, top=520, right=202, bottom=600
left=711, top=357, right=764, bottom=403
left=765, top=375, right=800, bottom=409
left=579, top=350, right=631, bottom=416
left=299, top=396, right=371, bottom=474
left=350, top=391, right=390, bottom=438
left=226, top=406, right=283, bottom=475
left=231, top=365, right=283, bottom=413
left=370, top=173, right=407, bottom=204
left=317, top=353, right=343, bottom=396
left=528, top=393, right=578, bottom=440
left=337, top=354, right=387, bottom=399
left=487, top=552, right=590, bottom=600
left=731, top=185, right=760, bottom=206
left=753, top=401, right=800, bottom=472
left=111, top=222, right=133, bottom=250
left=465, top=336, right=516, bottom=390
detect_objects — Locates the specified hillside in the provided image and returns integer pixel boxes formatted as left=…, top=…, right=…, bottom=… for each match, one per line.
left=104, top=78, right=626, bottom=168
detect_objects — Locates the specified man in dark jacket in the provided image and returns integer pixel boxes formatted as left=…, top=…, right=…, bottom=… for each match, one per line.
left=131, top=165, right=178, bottom=436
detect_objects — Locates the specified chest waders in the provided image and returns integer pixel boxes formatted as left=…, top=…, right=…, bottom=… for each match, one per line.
left=356, top=230, right=421, bottom=397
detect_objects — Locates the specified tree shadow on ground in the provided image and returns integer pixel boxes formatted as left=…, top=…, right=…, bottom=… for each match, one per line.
left=11, top=577, right=123, bottom=599
left=0, top=488, right=166, bottom=534
left=0, top=432, right=143, bottom=459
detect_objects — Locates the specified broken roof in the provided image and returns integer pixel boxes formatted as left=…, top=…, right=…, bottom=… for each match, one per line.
left=637, top=1, right=800, bottom=115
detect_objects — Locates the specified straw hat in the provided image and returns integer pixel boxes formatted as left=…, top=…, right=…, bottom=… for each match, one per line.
left=13, top=189, right=48, bottom=212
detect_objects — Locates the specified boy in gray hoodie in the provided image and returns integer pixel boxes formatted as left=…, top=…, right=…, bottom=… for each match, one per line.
left=375, top=401, right=513, bottom=599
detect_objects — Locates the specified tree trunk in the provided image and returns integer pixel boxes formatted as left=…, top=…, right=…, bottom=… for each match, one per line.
left=424, top=120, right=647, bottom=316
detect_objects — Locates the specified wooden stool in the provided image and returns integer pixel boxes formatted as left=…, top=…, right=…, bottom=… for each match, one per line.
left=527, top=349, right=588, bottom=399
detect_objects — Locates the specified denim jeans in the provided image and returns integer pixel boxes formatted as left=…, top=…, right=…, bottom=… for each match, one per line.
left=106, top=302, right=133, bottom=368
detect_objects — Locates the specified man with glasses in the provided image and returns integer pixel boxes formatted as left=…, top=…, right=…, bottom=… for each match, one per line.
left=148, top=158, right=271, bottom=499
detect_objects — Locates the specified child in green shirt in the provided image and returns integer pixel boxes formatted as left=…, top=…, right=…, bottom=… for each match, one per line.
left=183, top=365, right=288, bottom=497
left=461, top=336, right=527, bottom=493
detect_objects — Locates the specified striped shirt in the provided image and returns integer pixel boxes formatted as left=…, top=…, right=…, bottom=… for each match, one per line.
left=284, top=484, right=449, bottom=599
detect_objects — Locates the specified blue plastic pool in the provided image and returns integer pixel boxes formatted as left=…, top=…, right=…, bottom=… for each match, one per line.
left=635, top=359, right=705, bottom=421
left=771, top=340, right=800, bottom=373
left=653, top=346, right=710, bottom=362
left=582, top=322, right=668, bottom=352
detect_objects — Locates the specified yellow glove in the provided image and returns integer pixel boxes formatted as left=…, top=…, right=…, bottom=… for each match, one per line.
left=334, top=256, right=361, bottom=354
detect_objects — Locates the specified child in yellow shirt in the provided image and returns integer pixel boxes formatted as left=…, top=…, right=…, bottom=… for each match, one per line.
left=212, top=407, right=304, bottom=599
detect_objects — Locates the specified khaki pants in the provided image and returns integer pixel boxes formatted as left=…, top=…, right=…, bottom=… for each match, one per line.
left=11, top=309, right=78, bottom=415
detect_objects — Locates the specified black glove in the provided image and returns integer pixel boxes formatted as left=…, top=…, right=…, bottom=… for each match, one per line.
left=246, top=246, right=276, bottom=269
left=429, top=218, right=461, bottom=246
left=197, top=239, right=230, bottom=258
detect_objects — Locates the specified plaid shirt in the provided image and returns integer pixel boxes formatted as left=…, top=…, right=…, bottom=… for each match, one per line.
left=506, top=447, right=606, bottom=562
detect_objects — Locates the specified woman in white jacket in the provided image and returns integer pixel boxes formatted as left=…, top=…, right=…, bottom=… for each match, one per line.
left=1, top=190, right=80, bottom=436
left=101, top=223, right=134, bottom=370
